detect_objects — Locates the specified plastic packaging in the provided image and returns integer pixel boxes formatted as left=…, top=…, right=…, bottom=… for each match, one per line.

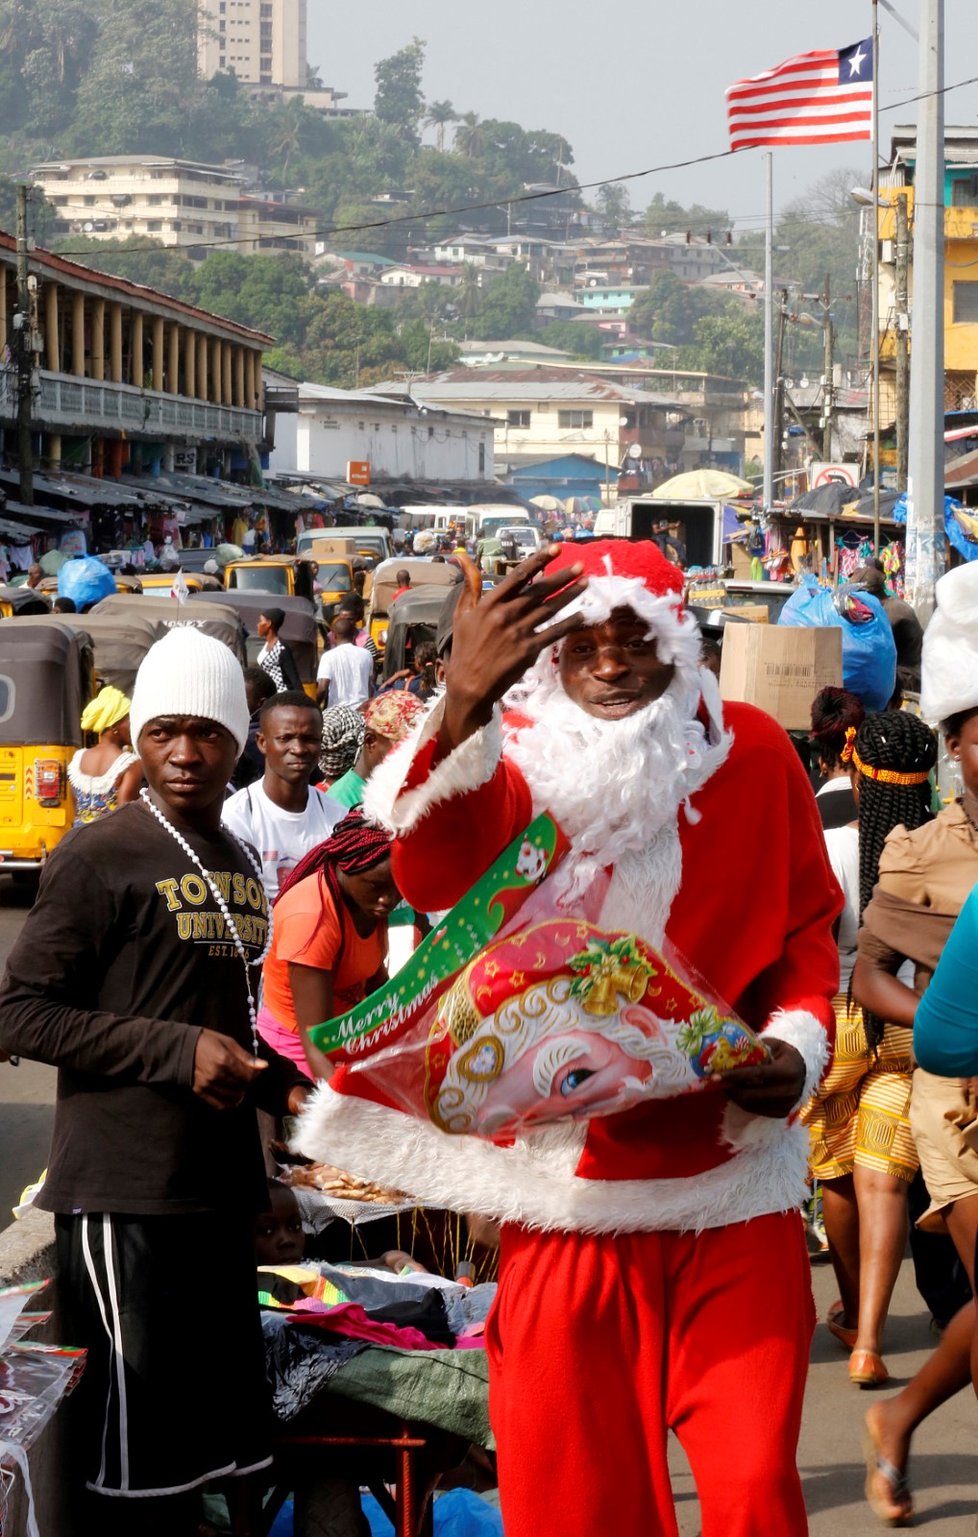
left=778, top=575, right=896, bottom=710
left=56, top=556, right=117, bottom=611
left=310, top=815, right=768, bottom=1142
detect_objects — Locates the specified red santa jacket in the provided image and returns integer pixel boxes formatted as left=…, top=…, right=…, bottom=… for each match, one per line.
left=295, top=698, right=841, bottom=1234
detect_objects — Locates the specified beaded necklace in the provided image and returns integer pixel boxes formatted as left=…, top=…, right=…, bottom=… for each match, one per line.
left=139, top=787, right=273, bottom=1054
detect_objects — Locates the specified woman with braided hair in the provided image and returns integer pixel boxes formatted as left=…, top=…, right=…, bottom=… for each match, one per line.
left=810, top=685, right=865, bottom=831
left=258, top=809, right=399, bottom=1079
left=803, top=711, right=935, bottom=1399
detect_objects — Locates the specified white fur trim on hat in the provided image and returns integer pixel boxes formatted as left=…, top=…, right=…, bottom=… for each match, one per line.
left=920, top=562, right=978, bottom=722
left=129, top=627, right=250, bottom=754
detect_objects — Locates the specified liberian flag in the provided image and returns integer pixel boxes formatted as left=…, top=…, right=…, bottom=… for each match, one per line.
left=726, top=39, right=873, bottom=151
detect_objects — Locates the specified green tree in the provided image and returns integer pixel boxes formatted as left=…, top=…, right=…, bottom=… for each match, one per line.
left=454, top=112, right=487, bottom=161
left=629, top=270, right=732, bottom=347
left=184, top=251, right=316, bottom=349
left=50, top=234, right=193, bottom=294
left=373, top=37, right=426, bottom=143
left=536, top=320, right=604, bottom=360
left=596, top=183, right=632, bottom=231
left=680, top=310, right=765, bottom=385
left=641, top=192, right=730, bottom=240
left=468, top=263, right=539, bottom=339
left=423, top=99, right=456, bottom=154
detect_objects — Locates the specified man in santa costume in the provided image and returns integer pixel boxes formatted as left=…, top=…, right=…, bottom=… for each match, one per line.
left=296, top=540, right=841, bottom=1537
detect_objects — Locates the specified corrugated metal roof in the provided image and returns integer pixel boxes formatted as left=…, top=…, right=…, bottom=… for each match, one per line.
left=413, top=373, right=678, bottom=408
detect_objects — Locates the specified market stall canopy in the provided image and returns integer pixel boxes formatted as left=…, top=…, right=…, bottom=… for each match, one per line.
left=353, top=493, right=386, bottom=510
left=651, top=469, right=754, bottom=501
left=529, top=495, right=563, bottom=512
left=788, top=483, right=860, bottom=516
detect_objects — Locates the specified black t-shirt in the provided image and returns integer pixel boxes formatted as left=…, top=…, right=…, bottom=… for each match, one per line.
left=0, top=801, right=303, bottom=1216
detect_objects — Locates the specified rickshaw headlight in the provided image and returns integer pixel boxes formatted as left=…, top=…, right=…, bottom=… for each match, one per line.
left=35, top=758, right=63, bottom=807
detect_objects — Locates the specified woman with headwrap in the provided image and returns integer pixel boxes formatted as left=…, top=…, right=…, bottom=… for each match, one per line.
left=67, top=686, right=142, bottom=825
left=259, top=809, right=399, bottom=1078
left=802, top=711, right=935, bottom=1396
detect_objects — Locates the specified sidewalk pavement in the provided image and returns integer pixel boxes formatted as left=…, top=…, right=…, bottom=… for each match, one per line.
left=668, top=1250, right=978, bottom=1533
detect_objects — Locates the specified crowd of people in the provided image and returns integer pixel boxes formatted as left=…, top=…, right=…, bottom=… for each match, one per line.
left=3, top=533, right=978, bottom=1537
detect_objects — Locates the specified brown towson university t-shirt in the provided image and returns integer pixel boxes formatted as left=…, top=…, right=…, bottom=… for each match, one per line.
left=0, top=801, right=305, bottom=1217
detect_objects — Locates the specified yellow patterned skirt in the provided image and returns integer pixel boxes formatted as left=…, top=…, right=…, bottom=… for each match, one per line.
left=800, top=995, right=918, bottom=1183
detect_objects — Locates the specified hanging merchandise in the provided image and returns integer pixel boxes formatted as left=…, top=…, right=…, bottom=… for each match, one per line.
left=778, top=575, right=896, bottom=710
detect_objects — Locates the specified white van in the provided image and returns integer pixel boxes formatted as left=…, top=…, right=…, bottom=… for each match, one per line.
left=469, top=505, right=532, bottom=539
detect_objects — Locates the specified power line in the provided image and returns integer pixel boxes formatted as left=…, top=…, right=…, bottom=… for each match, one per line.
left=47, top=71, right=978, bottom=260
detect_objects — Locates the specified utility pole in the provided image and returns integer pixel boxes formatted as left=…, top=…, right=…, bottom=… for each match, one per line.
left=820, top=274, right=834, bottom=461
left=894, top=193, right=910, bottom=492
left=14, top=183, right=34, bottom=506
left=762, top=153, right=774, bottom=510
left=905, top=0, right=945, bottom=622
left=773, top=288, right=788, bottom=485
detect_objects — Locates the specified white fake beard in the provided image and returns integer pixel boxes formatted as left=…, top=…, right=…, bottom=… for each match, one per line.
left=504, top=672, right=730, bottom=943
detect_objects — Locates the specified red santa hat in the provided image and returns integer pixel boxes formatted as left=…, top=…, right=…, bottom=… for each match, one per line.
left=503, top=539, right=703, bottom=714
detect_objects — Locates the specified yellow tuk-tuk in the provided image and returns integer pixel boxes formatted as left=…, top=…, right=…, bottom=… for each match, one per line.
left=139, top=571, right=205, bottom=596
left=367, top=557, right=462, bottom=659
left=223, top=556, right=316, bottom=604
left=0, top=587, right=51, bottom=618
left=0, top=619, right=95, bottom=869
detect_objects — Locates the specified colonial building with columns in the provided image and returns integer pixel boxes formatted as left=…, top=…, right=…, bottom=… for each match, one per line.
left=0, top=233, right=271, bottom=479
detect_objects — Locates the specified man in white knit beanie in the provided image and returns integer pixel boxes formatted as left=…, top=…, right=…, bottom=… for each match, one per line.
left=0, top=627, right=310, bottom=1537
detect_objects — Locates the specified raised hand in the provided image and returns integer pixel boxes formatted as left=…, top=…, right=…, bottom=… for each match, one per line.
left=441, top=546, right=586, bottom=751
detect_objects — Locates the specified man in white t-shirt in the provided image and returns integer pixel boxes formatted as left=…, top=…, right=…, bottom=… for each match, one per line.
left=222, top=691, right=343, bottom=901
left=316, top=615, right=374, bottom=709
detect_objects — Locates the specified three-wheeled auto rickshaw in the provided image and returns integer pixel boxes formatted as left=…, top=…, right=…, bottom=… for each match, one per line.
left=367, top=558, right=462, bottom=660
left=223, top=556, right=316, bottom=604
left=188, top=590, right=322, bottom=698
left=92, top=595, right=247, bottom=667
left=381, top=584, right=457, bottom=683
left=0, top=619, right=95, bottom=869
left=0, top=587, right=51, bottom=618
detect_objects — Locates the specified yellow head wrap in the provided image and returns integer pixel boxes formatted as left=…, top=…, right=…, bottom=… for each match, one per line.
left=81, top=686, right=131, bottom=737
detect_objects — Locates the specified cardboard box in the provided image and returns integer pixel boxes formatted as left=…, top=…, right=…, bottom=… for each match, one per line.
left=721, top=604, right=769, bottom=624
left=719, top=624, right=842, bottom=732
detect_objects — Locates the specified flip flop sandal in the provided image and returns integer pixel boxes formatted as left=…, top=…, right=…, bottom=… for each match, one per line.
left=863, top=1427, right=913, bottom=1526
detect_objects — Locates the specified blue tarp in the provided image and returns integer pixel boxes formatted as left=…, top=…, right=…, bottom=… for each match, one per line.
left=891, top=492, right=978, bottom=563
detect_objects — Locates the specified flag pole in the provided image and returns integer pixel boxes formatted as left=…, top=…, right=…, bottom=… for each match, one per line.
left=871, top=0, right=881, bottom=553
left=762, top=151, right=774, bottom=512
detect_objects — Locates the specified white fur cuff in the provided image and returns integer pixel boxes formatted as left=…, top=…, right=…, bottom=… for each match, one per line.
left=362, top=699, right=503, bottom=835
left=763, top=1008, right=831, bottom=1105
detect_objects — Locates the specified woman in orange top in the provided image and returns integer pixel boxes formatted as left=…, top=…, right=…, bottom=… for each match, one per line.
left=260, top=810, right=399, bottom=1079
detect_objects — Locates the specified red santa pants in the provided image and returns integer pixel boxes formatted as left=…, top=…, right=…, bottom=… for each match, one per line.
left=485, top=1210, right=814, bottom=1537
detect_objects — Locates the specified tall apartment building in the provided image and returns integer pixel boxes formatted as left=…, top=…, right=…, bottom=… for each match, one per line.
left=198, top=0, right=307, bottom=88
left=31, top=156, right=319, bottom=257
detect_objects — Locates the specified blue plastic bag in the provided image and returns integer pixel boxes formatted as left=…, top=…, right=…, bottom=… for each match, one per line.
left=778, top=576, right=896, bottom=711
left=57, top=555, right=116, bottom=611
left=362, top=1490, right=503, bottom=1537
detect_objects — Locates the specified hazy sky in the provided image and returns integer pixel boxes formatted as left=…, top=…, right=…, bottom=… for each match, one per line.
left=308, top=0, right=978, bottom=228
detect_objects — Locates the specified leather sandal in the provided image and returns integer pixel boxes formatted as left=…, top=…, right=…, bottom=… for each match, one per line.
left=827, top=1299, right=858, bottom=1350
left=850, top=1349, right=890, bottom=1388
left=863, top=1424, right=913, bottom=1525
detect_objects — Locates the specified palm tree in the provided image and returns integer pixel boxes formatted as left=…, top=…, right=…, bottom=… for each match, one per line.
left=454, top=111, right=487, bottom=161
left=424, top=99, right=456, bottom=153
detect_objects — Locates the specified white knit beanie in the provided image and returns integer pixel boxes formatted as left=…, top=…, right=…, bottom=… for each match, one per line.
left=129, top=627, right=250, bottom=754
